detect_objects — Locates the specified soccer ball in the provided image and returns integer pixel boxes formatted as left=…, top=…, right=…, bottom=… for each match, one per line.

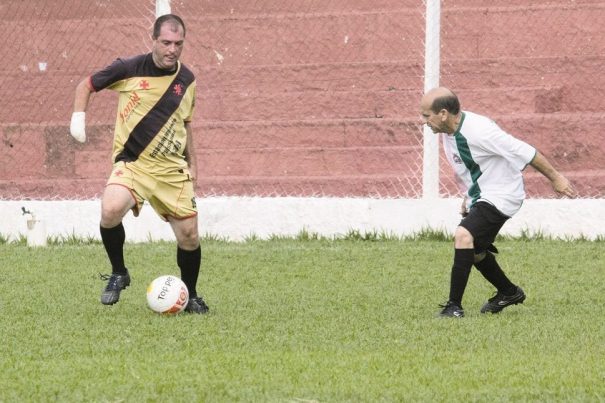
left=146, top=275, right=189, bottom=314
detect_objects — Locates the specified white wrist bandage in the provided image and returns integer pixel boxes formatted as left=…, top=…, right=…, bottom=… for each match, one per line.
left=70, top=111, right=86, bottom=143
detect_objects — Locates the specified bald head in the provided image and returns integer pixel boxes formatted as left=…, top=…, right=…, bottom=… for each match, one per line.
left=420, top=87, right=462, bottom=134
left=421, top=87, right=460, bottom=115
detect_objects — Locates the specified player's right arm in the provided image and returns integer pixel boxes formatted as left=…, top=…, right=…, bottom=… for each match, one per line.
left=69, top=56, right=130, bottom=143
left=70, top=77, right=94, bottom=143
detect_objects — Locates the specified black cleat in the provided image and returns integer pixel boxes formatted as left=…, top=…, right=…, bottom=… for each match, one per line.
left=438, top=301, right=464, bottom=318
left=184, top=296, right=209, bottom=314
left=100, top=271, right=131, bottom=305
left=481, top=286, right=526, bottom=314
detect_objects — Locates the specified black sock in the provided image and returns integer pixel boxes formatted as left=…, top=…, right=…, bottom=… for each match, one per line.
left=100, top=223, right=127, bottom=274
left=448, top=248, right=475, bottom=306
left=177, top=246, right=201, bottom=298
left=474, top=252, right=516, bottom=295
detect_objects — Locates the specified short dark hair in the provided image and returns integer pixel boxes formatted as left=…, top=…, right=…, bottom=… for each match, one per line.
left=153, top=14, right=186, bottom=39
left=431, top=94, right=460, bottom=115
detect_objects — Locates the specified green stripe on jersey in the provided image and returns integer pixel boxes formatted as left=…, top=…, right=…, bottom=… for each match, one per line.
left=454, top=113, right=482, bottom=204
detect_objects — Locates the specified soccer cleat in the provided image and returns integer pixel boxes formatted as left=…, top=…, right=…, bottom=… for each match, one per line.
left=100, top=271, right=131, bottom=305
left=184, top=296, right=209, bottom=314
left=480, top=286, right=526, bottom=314
left=438, top=301, right=465, bottom=318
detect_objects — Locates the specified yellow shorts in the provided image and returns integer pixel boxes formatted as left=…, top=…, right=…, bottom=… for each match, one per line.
left=107, top=161, right=197, bottom=221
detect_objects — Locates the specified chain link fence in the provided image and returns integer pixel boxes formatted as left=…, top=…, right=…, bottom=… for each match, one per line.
left=1, top=0, right=603, bottom=200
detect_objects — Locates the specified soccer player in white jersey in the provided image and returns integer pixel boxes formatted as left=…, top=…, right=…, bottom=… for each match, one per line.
left=420, top=87, right=576, bottom=317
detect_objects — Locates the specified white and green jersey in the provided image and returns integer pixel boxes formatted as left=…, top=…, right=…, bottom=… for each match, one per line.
left=442, top=111, right=537, bottom=217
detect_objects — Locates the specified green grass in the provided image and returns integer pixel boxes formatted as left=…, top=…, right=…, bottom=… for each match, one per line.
left=1, top=237, right=604, bottom=402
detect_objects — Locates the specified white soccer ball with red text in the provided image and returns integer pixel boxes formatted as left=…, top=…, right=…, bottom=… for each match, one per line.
left=146, top=275, right=189, bottom=314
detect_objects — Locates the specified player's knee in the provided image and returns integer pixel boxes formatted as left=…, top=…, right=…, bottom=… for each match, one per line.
left=454, top=226, right=473, bottom=248
left=101, top=206, right=127, bottom=227
left=176, top=229, right=199, bottom=250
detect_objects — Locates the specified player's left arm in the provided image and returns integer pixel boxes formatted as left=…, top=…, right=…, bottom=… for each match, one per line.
left=480, top=123, right=575, bottom=197
left=184, top=121, right=197, bottom=183
left=529, top=151, right=576, bottom=197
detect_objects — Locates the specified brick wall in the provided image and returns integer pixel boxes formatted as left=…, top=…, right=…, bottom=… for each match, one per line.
left=1, top=0, right=603, bottom=199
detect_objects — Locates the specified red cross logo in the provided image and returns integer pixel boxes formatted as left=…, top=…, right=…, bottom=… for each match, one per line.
left=173, top=84, right=183, bottom=96
left=139, top=80, right=150, bottom=90
left=114, top=170, right=123, bottom=177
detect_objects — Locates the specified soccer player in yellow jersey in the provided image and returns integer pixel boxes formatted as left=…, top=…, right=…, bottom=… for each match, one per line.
left=70, top=14, right=208, bottom=313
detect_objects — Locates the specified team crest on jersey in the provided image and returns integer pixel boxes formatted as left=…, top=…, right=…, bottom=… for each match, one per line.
left=452, top=153, right=463, bottom=164
left=139, top=80, right=150, bottom=90
left=173, top=84, right=183, bottom=96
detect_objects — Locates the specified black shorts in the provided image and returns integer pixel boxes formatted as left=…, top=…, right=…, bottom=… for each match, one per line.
left=459, top=201, right=509, bottom=253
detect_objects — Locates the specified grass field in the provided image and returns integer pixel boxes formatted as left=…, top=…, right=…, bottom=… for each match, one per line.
left=1, top=235, right=603, bottom=402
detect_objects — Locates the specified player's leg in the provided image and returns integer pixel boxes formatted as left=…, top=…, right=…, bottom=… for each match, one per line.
left=101, top=184, right=137, bottom=270
left=465, top=202, right=526, bottom=314
left=440, top=200, right=513, bottom=317
left=439, top=225, right=474, bottom=317
left=475, top=250, right=525, bottom=313
left=99, top=183, right=138, bottom=305
left=474, top=250, right=516, bottom=296
left=152, top=170, right=209, bottom=314
left=168, top=215, right=208, bottom=314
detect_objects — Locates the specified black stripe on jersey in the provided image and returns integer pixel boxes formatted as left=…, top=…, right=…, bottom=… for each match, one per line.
left=115, top=65, right=195, bottom=163
left=91, top=53, right=176, bottom=91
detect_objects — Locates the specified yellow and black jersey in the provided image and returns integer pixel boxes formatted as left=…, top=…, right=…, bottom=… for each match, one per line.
left=89, top=53, right=196, bottom=174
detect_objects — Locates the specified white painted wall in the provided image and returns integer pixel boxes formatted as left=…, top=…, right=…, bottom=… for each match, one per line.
left=2, top=197, right=603, bottom=243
